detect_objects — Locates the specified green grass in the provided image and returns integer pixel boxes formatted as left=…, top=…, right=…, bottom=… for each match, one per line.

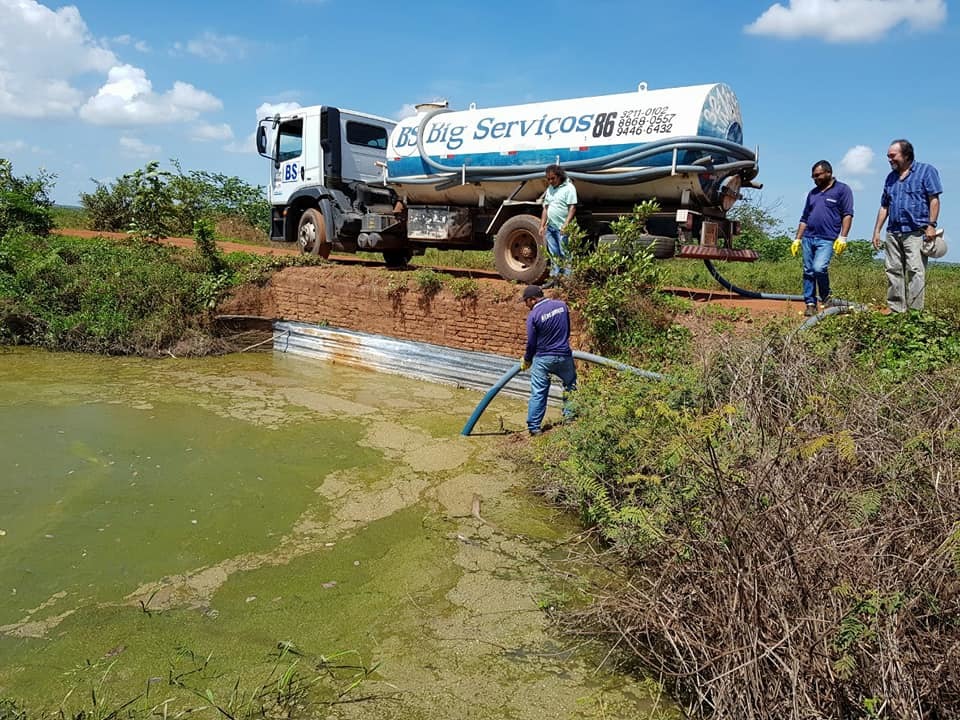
left=51, top=204, right=90, bottom=229
left=658, top=256, right=960, bottom=315
left=358, top=248, right=495, bottom=271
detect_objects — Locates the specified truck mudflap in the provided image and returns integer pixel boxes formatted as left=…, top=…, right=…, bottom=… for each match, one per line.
left=677, top=245, right=759, bottom=262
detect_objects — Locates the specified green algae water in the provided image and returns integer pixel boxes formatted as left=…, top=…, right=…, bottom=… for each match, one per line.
left=0, top=348, right=660, bottom=718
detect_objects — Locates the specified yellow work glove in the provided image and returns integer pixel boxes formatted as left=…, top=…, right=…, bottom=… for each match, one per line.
left=790, top=238, right=801, bottom=257
left=519, top=358, right=531, bottom=372
left=833, top=236, right=847, bottom=255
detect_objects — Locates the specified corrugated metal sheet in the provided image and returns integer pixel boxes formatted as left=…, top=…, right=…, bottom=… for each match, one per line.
left=273, top=321, right=562, bottom=402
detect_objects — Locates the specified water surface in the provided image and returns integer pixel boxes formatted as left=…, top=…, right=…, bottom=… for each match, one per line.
left=0, top=348, right=658, bottom=718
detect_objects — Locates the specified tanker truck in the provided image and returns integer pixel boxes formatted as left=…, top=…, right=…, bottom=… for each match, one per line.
left=255, top=82, right=762, bottom=282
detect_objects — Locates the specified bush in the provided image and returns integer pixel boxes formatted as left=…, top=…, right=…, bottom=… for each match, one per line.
left=0, top=159, right=55, bottom=237
left=80, top=161, right=270, bottom=239
left=449, top=276, right=479, bottom=299
left=565, top=227, right=686, bottom=366
left=413, top=268, right=445, bottom=296
left=79, top=175, right=136, bottom=231
left=535, top=325, right=960, bottom=719
left=0, top=231, right=300, bottom=354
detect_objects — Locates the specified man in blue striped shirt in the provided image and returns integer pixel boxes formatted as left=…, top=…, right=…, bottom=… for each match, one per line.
left=871, top=139, right=943, bottom=312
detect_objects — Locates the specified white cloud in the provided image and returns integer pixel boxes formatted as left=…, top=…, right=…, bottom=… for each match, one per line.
left=256, top=101, right=302, bottom=119
left=0, top=0, right=117, bottom=117
left=119, top=136, right=160, bottom=157
left=112, top=34, right=150, bottom=53
left=174, top=32, right=250, bottom=63
left=79, top=64, right=222, bottom=126
left=191, top=122, right=234, bottom=142
left=840, top=145, right=875, bottom=175
left=745, top=0, right=947, bottom=42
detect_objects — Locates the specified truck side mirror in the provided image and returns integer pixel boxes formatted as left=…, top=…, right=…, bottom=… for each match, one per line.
left=256, top=126, right=268, bottom=155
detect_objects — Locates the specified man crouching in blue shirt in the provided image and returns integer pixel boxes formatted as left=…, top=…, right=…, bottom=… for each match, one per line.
left=520, top=285, right=577, bottom=436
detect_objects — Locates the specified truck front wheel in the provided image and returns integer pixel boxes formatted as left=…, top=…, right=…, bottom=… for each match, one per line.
left=493, top=215, right=548, bottom=283
left=297, top=208, right=331, bottom=258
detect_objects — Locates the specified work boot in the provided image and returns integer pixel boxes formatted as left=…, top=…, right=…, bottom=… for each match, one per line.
left=804, top=304, right=817, bottom=317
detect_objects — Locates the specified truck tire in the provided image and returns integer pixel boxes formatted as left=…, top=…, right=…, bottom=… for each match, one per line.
left=638, top=234, right=677, bottom=259
left=598, top=233, right=676, bottom=259
left=493, top=215, right=548, bottom=283
left=297, top=208, right=331, bottom=258
left=382, top=249, right=413, bottom=268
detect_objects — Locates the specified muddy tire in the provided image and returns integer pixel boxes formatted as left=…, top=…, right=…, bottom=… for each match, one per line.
left=493, top=215, right=548, bottom=283
left=297, top=208, right=331, bottom=258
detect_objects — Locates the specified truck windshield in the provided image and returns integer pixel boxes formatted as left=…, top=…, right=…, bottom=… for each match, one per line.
left=277, top=119, right=303, bottom=162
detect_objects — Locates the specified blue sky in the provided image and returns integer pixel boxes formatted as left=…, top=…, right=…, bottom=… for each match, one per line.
left=1, top=0, right=956, bottom=260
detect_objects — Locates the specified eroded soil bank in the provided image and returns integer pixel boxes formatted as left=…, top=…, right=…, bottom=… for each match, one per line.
left=0, top=348, right=661, bottom=718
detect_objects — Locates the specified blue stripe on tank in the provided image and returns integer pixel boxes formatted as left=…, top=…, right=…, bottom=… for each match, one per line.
left=386, top=142, right=732, bottom=179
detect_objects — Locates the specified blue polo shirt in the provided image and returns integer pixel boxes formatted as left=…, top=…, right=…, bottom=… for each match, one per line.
left=881, top=162, right=943, bottom=233
left=524, top=298, right=572, bottom=362
left=800, top=180, right=854, bottom=239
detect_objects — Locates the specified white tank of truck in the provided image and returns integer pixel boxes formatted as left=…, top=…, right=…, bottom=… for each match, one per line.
left=386, top=82, right=756, bottom=209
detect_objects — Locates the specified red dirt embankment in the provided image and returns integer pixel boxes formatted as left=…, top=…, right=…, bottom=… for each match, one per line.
left=56, top=228, right=803, bottom=355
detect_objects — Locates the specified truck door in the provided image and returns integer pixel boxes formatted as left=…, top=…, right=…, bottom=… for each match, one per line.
left=270, top=116, right=304, bottom=206
left=339, top=116, right=389, bottom=184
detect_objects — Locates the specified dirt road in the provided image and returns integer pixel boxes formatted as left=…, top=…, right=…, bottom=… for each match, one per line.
left=53, top=228, right=802, bottom=318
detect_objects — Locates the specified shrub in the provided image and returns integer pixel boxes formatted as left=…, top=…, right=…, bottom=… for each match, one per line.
left=79, top=175, right=136, bottom=231
left=80, top=161, right=270, bottom=239
left=565, top=226, right=683, bottom=366
left=535, top=325, right=960, bottom=719
left=0, top=231, right=298, bottom=354
left=0, top=159, right=55, bottom=237
left=413, top=268, right=445, bottom=296
left=449, top=276, right=479, bottom=299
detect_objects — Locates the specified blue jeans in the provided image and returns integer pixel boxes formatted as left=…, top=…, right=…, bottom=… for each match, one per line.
left=802, top=235, right=834, bottom=305
left=544, top=225, right=570, bottom=278
left=527, top=354, right=577, bottom=433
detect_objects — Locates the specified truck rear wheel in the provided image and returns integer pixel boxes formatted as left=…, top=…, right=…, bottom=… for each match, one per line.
left=382, top=249, right=413, bottom=268
left=297, top=208, right=331, bottom=258
left=493, top=215, right=548, bottom=283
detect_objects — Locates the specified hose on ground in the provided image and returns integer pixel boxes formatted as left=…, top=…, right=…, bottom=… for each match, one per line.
left=702, top=259, right=804, bottom=301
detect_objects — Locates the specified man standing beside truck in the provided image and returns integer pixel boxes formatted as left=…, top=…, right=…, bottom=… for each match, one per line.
left=540, top=165, right=577, bottom=287
left=790, top=160, right=854, bottom=316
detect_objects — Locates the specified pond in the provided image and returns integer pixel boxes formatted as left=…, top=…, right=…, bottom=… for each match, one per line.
left=0, top=348, right=659, bottom=718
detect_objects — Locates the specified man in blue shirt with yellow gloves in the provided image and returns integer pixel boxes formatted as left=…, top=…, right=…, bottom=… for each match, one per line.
left=791, top=160, right=854, bottom=316
left=871, top=139, right=943, bottom=312
left=519, top=285, right=576, bottom=436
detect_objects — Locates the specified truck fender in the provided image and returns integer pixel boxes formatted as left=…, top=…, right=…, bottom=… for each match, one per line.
left=485, top=199, right=542, bottom=236
left=285, top=187, right=341, bottom=246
